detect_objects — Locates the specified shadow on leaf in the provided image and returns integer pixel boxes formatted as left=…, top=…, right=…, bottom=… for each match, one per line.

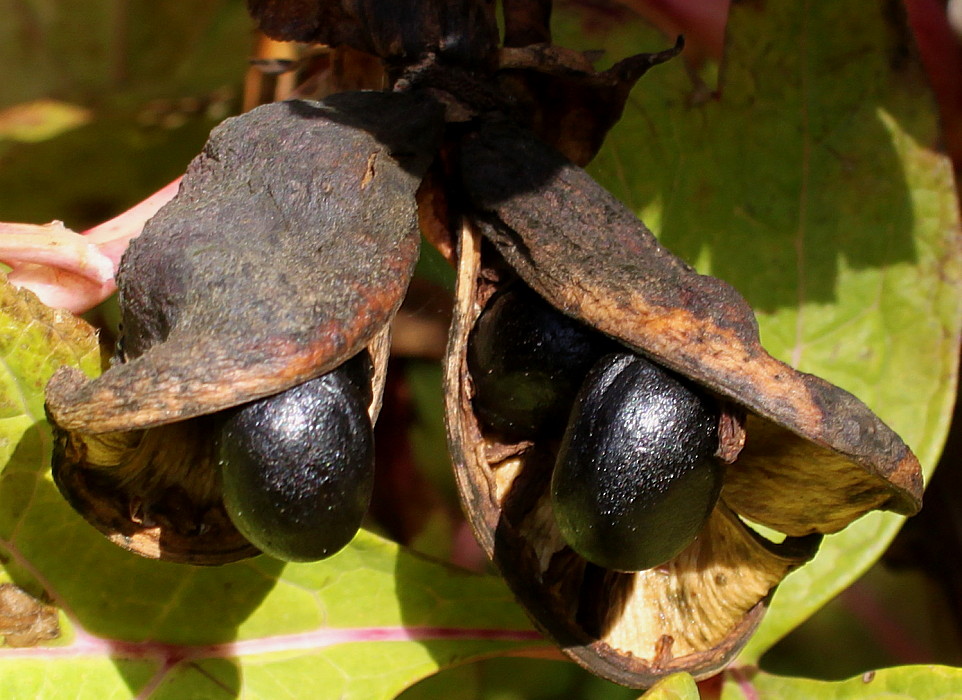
left=0, top=422, right=284, bottom=698
left=581, top=1, right=928, bottom=315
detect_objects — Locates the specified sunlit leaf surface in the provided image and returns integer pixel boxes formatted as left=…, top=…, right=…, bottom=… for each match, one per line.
left=721, top=664, right=962, bottom=699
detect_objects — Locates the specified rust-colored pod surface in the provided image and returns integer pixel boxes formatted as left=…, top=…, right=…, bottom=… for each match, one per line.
left=445, top=119, right=922, bottom=686
left=45, top=91, right=443, bottom=564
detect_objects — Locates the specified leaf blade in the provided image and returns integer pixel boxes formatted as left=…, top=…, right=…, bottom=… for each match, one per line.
left=0, top=277, right=545, bottom=697
left=721, top=665, right=962, bottom=699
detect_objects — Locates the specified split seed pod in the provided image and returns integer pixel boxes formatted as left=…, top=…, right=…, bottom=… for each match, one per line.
left=45, top=91, right=443, bottom=564
left=445, top=119, right=923, bottom=686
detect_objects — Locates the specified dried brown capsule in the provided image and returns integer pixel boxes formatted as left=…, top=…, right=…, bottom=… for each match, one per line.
left=444, top=119, right=923, bottom=686
left=247, top=0, right=499, bottom=69
left=45, top=91, right=443, bottom=564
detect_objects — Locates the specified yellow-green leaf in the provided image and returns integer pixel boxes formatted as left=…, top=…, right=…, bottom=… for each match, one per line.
left=640, top=673, right=699, bottom=700
left=721, top=665, right=962, bottom=699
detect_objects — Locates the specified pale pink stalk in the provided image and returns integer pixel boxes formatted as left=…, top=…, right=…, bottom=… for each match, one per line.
left=0, top=221, right=114, bottom=282
left=82, top=177, right=182, bottom=267
left=2, top=177, right=181, bottom=313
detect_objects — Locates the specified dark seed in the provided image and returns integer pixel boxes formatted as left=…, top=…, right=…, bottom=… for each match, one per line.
left=551, top=352, right=722, bottom=572
left=467, top=285, right=615, bottom=439
left=217, top=353, right=375, bottom=562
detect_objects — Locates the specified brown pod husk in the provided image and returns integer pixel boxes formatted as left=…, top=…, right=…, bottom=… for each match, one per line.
left=46, top=91, right=443, bottom=564
left=49, top=335, right=390, bottom=565
left=497, top=37, right=684, bottom=166
left=248, top=0, right=499, bottom=69
left=444, top=120, right=923, bottom=686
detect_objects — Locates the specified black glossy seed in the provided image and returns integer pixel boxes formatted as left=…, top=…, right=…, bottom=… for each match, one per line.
left=218, top=353, right=374, bottom=562
left=551, top=352, right=722, bottom=572
left=467, top=285, right=616, bottom=439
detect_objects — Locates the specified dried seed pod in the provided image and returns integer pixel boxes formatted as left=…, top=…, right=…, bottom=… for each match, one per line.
left=45, top=91, right=443, bottom=564
left=497, top=38, right=685, bottom=165
left=445, top=119, right=923, bottom=686
left=551, top=352, right=723, bottom=573
left=218, top=352, right=375, bottom=562
left=248, top=0, right=499, bottom=69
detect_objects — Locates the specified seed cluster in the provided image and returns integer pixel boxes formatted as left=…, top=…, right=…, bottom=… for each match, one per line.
left=43, top=0, right=924, bottom=688
left=468, top=286, right=724, bottom=573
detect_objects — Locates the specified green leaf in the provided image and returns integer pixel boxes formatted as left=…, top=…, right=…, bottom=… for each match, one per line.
left=558, top=0, right=961, bottom=660
left=0, top=0, right=252, bottom=229
left=721, top=665, right=962, bottom=699
left=0, top=100, right=92, bottom=143
left=0, top=278, right=545, bottom=699
left=640, top=673, right=699, bottom=700
left=400, top=656, right=651, bottom=700
left=0, top=0, right=251, bottom=107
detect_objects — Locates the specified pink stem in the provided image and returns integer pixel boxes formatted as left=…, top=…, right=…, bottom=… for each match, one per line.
left=0, top=222, right=114, bottom=282
left=2, top=177, right=181, bottom=312
left=83, top=177, right=182, bottom=266
left=727, top=666, right=760, bottom=700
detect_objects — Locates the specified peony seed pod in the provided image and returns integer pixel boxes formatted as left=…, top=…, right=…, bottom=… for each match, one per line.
left=445, top=118, right=922, bottom=686
left=45, top=91, right=443, bottom=564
